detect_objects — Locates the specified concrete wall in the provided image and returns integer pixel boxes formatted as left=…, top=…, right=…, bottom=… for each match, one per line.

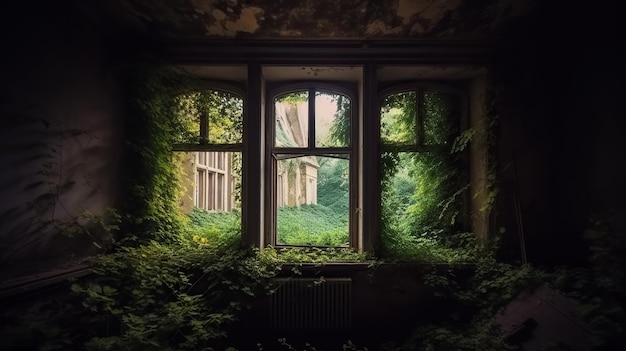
left=0, top=1, right=125, bottom=278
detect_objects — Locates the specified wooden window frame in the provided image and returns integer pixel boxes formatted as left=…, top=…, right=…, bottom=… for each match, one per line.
left=264, top=82, right=359, bottom=248
left=172, top=83, right=245, bottom=217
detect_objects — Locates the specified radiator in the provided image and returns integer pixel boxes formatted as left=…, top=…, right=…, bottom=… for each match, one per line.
left=270, top=277, right=352, bottom=329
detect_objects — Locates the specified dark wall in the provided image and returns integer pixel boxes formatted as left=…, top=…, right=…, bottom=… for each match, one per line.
left=0, top=1, right=125, bottom=278
left=493, top=0, right=626, bottom=266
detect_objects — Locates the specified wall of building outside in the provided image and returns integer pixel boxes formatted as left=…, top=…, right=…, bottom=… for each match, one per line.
left=275, top=100, right=319, bottom=208
left=300, top=158, right=318, bottom=206
left=275, top=100, right=308, bottom=147
left=177, top=152, right=196, bottom=214
left=177, top=151, right=236, bottom=213
left=276, top=159, right=319, bottom=208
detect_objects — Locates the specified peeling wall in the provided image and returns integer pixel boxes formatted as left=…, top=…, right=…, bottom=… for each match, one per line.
left=99, top=0, right=535, bottom=39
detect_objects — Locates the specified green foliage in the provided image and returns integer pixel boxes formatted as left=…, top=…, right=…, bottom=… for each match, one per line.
left=381, top=232, right=476, bottom=264
left=183, top=208, right=241, bottom=247
left=550, top=215, right=626, bottom=350
left=378, top=80, right=504, bottom=263
left=173, top=89, right=243, bottom=144
left=380, top=150, right=467, bottom=260
left=262, top=338, right=368, bottom=351
left=327, top=93, right=351, bottom=147
left=380, top=91, right=417, bottom=145
left=316, top=156, right=349, bottom=212
left=276, top=91, right=308, bottom=105
left=56, top=208, right=121, bottom=242
left=379, top=87, right=470, bottom=261
left=276, top=204, right=348, bottom=246
left=382, top=313, right=515, bottom=351
left=3, top=235, right=281, bottom=351
left=423, top=90, right=459, bottom=146
left=119, top=63, right=193, bottom=243
left=258, top=246, right=370, bottom=265
left=384, top=236, right=545, bottom=351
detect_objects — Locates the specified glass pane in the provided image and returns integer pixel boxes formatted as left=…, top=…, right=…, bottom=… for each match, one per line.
left=380, top=151, right=464, bottom=254
left=173, top=92, right=202, bottom=144
left=174, top=151, right=242, bottom=214
left=207, top=90, right=243, bottom=144
left=315, top=91, right=350, bottom=147
left=173, top=90, right=243, bottom=144
left=423, top=91, right=459, bottom=146
left=381, top=91, right=416, bottom=145
left=275, top=91, right=309, bottom=147
left=276, top=155, right=349, bottom=246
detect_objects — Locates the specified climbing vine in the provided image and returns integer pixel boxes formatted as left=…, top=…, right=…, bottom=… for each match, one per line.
left=117, top=63, right=193, bottom=243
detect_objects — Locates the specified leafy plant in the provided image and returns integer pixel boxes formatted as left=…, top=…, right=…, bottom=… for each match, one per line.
left=551, top=214, right=626, bottom=350
left=379, top=88, right=469, bottom=261
left=117, top=63, right=194, bottom=244
left=383, top=235, right=544, bottom=351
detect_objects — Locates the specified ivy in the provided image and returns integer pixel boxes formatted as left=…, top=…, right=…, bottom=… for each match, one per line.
left=118, top=63, right=193, bottom=244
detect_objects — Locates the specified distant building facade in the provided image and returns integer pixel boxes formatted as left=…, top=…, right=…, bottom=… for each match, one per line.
left=178, top=151, right=236, bottom=213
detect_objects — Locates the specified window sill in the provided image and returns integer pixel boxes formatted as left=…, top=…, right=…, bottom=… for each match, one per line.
left=277, top=261, right=475, bottom=276
left=0, top=262, right=92, bottom=302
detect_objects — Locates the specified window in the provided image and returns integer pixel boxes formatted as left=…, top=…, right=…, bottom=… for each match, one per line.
left=193, top=152, right=233, bottom=211
left=379, top=85, right=467, bottom=249
left=172, top=86, right=243, bottom=229
left=174, top=61, right=485, bottom=253
left=266, top=85, right=357, bottom=247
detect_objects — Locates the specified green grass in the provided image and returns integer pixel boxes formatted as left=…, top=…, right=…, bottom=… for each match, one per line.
left=276, top=204, right=348, bottom=246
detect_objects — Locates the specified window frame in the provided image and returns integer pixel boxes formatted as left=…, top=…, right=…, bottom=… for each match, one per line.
left=378, top=82, right=471, bottom=240
left=264, top=81, right=359, bottom=248
left=379, top=82, right=467, bottom=150
left=171, top=81, right=246, bottom=218
left=170, top=61, right=482, bottom=253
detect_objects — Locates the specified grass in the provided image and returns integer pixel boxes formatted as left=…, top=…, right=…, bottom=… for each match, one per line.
left=276, top=204, right=348, bottom=246
left=184, top=206, right=475, bottom=265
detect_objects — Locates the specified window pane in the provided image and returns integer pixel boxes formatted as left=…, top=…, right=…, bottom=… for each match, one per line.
left=275, top=91, right=309, bottom=147
left=173, top=92, right=202, bottom=144
left=381, top=91, right=416, bottom=145
left=315, top=91, right=350, bottom=147
left=423, top=91, right=459, bottom=146
left=174, top=151, right=241, bottom=214
left=380, top=151, right=464, bottom=249
left=207, top=90, right=243, bottom=144
left=276, top=155, right=349, bottom=246
left=173, top=90, right=243, bottom=144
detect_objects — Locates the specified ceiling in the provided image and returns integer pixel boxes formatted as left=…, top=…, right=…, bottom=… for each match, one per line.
left=179, top=64, right=486, bottom=83
left=89, top=0, right=536, bottom=41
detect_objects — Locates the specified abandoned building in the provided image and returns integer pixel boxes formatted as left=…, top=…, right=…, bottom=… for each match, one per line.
left=1, top=0, right=625, bottom=349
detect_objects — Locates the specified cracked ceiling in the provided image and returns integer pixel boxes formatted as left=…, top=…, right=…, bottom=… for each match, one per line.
left=92, top=0, right=535, bottom=40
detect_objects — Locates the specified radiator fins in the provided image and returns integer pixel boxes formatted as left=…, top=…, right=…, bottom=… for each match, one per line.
left=269, top=278, right=352, bottom=329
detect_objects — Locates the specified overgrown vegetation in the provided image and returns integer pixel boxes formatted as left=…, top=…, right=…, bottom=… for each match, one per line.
left=118, top=63, right=191, bottom=243
left=380, top=89, right=470, bottom=261
left=550, top=214, right=626, bottom=350
left=5, top=65, right=622, bottom=351
left=277, top=204, right=348, bottom=246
